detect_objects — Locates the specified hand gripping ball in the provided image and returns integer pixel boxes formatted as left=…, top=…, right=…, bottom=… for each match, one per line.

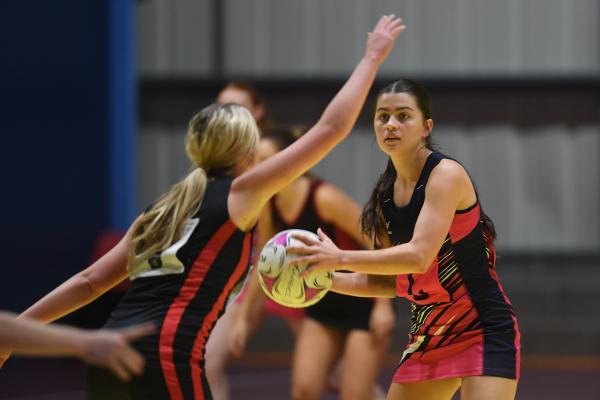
left=257, top=229, right=332, bottom=308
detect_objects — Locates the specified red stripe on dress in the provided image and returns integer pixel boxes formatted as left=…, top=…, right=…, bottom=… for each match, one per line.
left=159, top=220, right=237, bottom=400
left=190, top=231, right=252, bottom=399
left=449, top=204, right=480, bottom=243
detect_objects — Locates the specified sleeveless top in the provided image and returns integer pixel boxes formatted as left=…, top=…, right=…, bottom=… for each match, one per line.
left=105, top=175, right=253, bottom=399
left=382, top=152, right=519, bottom=376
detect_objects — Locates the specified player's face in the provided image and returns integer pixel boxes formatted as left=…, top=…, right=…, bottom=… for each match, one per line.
left=373, top=92, right=431, bottom=155
left=217, top=88, right=258, bottom=119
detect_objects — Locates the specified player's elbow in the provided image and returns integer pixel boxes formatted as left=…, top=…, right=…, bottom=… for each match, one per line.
left=75, top=271, right=107, bottom=299
left=406, top=245, right=432, bottom=274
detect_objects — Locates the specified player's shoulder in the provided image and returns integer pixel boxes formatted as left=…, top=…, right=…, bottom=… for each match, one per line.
left=431, top=158, right=469, bottom=182
left=427, top=158, right=471, bottom=196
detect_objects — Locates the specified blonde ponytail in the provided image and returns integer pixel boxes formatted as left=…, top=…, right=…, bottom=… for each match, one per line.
left=127, top=102, right=259, bottom=267
left=128, top=168, right=208, bottom=265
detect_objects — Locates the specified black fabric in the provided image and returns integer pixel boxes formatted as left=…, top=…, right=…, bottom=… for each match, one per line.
left=102, top=175, right=250, bottom=399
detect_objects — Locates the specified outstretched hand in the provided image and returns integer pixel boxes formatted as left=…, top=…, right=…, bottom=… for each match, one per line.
left=80, top=323, right=155, bottom=381
left=288, top=228, right=344, bottom=277
left=365, top=14, right=406, bottom=65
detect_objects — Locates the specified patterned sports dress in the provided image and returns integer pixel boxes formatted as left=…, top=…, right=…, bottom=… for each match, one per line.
left=87, top=175, right=253, bottom=400
left=382, top=152, right=520, bottom=383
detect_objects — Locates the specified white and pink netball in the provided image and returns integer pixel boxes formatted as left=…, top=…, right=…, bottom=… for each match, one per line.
left=257, top=229, right=332, bottom=308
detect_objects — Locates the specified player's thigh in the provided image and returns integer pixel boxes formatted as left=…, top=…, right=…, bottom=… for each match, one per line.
left=460, top=376, right=517, bottom=400
left=387, top=378, right=460, bottom=400
left=292, top=319, right=344, bottom=397
left=339, top=330, right=387, bottom=399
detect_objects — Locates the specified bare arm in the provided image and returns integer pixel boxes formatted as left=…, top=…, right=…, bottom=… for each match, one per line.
left=20, top=228, right=132, bottom=323
left=331, top=273, right=396, bottom=298
left=294, top=160, right=476, bottom=275
left=0, top=311, right=152, bottom=381
left=229, top=16, right=405, bottom=231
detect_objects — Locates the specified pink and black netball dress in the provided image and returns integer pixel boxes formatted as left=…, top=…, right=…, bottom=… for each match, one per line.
left=383, top=152, right=520, bottom=383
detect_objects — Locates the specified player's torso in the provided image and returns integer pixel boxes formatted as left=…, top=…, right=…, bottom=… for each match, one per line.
left=106, top=176, right=253, bottom=354
left=382, top=152, right=515, bottom=346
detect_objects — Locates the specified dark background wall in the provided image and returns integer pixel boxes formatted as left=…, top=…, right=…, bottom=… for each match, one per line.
left=0, top=1, right=134, bottom=314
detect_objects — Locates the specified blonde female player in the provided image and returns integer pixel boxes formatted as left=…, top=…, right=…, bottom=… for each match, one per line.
left=205, top=84, right=306, bottom=400
left=230, top=128, right=395, bottom=400
left=290, top=79, right=520, bottom=400
left=0, top=16, right=405, bottom=400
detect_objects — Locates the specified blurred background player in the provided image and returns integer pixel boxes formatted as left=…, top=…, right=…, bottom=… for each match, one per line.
left=217, top=81, right=271, bottom=134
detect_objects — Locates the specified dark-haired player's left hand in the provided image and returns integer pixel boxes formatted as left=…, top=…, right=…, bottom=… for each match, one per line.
left=289, top=228, right=344, bottom=276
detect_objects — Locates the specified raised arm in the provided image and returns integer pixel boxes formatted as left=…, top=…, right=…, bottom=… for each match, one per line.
left=229, top=15, right=405, bottom=231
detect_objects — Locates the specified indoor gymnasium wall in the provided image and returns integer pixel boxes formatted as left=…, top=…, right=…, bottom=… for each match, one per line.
left=135, top=0, right=600, bottom=355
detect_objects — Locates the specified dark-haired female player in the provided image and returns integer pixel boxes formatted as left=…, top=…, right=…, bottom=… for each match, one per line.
left=291, top=79, right=520, bottom=400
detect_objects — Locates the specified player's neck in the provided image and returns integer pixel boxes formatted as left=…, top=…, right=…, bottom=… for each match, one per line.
left=391, top=147, right=431, bottom=184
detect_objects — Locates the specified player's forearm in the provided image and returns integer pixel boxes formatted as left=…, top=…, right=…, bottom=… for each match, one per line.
left=316, top=57, right=380, bottom=139
left=339, top=243, right=428, bottom=275
left=0, top=312, right=85, bottom=356
left=20, top=274, right=108, bottom=324
left=331, top=272, right=395, bottom=298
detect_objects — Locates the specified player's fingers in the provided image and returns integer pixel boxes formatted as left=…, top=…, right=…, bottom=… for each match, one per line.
left=387, top=17, right=404, bottom=32
left=373, top=15, right=390, bottom=32
left=316, top=228, right=333, bottom=244
left=391, top=25, right=406, bottom=37
left=380, top=14, right=396, bottom=30
left=109, top=358, right=131, bottom=382
left=286, top=245, right=316, bottom=255
left=118, top=345, right=146, bottom=376
left=290, top=233, right=320, bottom=246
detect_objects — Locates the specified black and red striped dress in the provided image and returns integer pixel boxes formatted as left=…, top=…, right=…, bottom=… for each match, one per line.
left=383, top=152, right=521, bottom=383
left=87, top=175, right=252, bottom=400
